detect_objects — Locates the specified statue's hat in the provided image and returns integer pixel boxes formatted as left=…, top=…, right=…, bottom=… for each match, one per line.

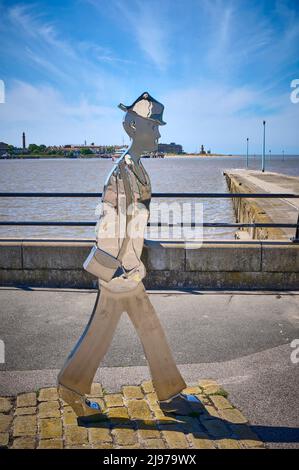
left=118, top=92, right=166, bottom=125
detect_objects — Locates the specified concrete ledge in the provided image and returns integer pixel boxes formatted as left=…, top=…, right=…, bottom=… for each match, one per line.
left=143, top=239, right=185, bottom=271
left=262, top=244, right=299, bottom=272
left=0, top=268, right=98, bottom=289
left=0, top=242, right=22, bottom=269
left=22, top=241, right=91, bottom=270
left=185, top=244, right=261, bottom=272
left=146, top=270, right=299, bottom=290
left=0, top=238, right=298, bottom=290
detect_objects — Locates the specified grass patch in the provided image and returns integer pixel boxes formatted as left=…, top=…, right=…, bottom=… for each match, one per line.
left=209, top=388, right=228, bottom=398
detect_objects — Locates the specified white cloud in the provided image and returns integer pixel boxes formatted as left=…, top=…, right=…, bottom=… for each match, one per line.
left=199, top=0, right=299, bottom=86
left=88, top=0, right=170, bottom=70
left=162, top=83, right=299, bottom=153
left=0, top=81, right=123, bottom=146
left=2, top=2, right=131, bottom=89
left=8, top=3, right=75, bottom=56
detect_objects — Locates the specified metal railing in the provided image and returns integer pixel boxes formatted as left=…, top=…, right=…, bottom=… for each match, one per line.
left=0, top=192, right=298, bottom=242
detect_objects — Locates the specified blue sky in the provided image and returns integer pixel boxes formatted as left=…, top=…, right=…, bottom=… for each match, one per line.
left=0, top=0, right=298, bottom=153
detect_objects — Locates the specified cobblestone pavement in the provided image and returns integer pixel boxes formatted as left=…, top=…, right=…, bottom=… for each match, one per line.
left=0, top=379, right=266, bottom=449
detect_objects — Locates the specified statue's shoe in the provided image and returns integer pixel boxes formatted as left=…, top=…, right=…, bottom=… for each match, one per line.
left=58, top=383, right=103, bottom=418
left=159, top=393, right=201, bottom=415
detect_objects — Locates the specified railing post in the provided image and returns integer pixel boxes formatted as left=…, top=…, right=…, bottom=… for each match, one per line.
left=291, top=212, right=299, bottom=243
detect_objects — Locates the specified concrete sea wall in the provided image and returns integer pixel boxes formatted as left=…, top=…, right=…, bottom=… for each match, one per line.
left=0, top=239, right=298, bottom=290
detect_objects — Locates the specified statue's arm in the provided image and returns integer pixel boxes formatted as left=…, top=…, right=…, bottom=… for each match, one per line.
left=95, top=167, right=121, bottom=259
left=95, top=163, right=132, bottom=260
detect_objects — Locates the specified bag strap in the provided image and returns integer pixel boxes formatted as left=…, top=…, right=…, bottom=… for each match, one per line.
left=115, top=159, right=133, bottom=263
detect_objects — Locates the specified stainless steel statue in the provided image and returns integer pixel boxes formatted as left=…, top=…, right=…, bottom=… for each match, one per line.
left=57, top=92, right=197, bottom=418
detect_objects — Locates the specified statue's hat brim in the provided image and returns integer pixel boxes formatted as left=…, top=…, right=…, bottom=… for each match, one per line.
left=118, top=91, right=166, bottom=125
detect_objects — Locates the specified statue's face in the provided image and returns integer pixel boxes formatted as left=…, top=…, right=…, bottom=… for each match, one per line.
left=124, top=112, right=161, bottom=152
left=141, top=119, right=161, bottom=152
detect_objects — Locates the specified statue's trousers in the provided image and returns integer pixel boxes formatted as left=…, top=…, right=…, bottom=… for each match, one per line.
left=57, top=282, right=186, bottom=401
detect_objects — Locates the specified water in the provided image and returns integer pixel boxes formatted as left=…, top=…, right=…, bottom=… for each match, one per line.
left=0, top=155, right=298, bottom=240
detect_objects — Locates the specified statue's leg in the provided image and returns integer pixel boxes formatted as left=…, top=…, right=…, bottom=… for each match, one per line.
left=57, top=285, right=124, bottom=395
left=124, top=282, right=187, bottom=401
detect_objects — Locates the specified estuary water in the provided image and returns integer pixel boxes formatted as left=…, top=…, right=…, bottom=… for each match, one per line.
left=0, top=155, right=298, bottom=241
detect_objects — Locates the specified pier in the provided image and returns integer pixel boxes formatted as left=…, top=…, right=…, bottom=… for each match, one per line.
left=224, top=170, right=299, bottom=241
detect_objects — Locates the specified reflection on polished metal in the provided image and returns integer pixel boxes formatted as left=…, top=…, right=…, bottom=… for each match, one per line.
left=159, top=392, right=202, bottom=415
left=57, top=92, right=187, bottom=416
left=118, top=91, right=166, bottom=126
left=58, top=383, right=103, bottom=417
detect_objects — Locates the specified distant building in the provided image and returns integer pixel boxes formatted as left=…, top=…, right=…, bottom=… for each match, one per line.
left=62, top=144, right=127, bottom=153
left=158, top=142, right=183, bottom=154
left=114, top=147, right=128, bottom=156
left=0, top=142, right=9, bottom=156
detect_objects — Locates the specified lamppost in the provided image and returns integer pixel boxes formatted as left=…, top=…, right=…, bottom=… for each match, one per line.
left=246, top=137, right=249, bottom=168
left=262, top=120, right=266, bottom=172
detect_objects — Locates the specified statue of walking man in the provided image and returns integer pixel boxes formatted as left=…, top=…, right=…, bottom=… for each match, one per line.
left=57, top=92, right=197, bottom=417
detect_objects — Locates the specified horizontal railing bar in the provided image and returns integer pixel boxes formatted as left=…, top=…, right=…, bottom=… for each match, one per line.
left=0, top=192, right=298, bottom=198
left=0, top=221, right=297, bottom=228
left=0, top=193, right=101, bottom=197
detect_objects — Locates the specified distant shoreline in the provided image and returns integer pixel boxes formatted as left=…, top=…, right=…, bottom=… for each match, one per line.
left=0, top=153, right=298, bottom=160
left=1, top=154, right=235, bottom=159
